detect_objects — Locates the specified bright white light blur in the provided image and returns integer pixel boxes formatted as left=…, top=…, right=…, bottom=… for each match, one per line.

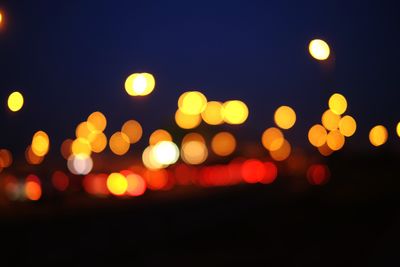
left=142, top=146, right=165, bottom=170
left=67, top=154, right=93, bottom=175
left=133, top=74, right=147, bottom=94
left=152, top=141, right=179, bottom=165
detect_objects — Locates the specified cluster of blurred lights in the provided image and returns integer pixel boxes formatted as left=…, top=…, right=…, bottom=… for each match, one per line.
left=308, top=93, right=357, bottom=155
left=175, top=91, right=249, bottom=129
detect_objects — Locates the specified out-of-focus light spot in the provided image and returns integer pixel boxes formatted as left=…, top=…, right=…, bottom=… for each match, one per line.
left=307, top=164, right=330, bottom=185
left=72, top=138, right=92, bottom=156
left=321, top=109, right=341, bottom=131
left=369, top=125, right=388, bottom=147
left=153, top=141, right=180, bottom=165
left=182, top=132, right=205, bottom=144
left=60, top=139, right=73, bottom=160
left=125, top=73, right=156, bottom=96
left=31, top=131, right=50, bottom=157
left=270, top=139, right=291, bottom=161
left=142, top=145, right=166, bottom=169
left=263, top=161, right=278, bottom=184
left=201, top=101, right=224, bottom=125
left=7, top=91, right=24, bottom=112
left=309, top=39, right=330, bottom=60
left=83, top=174, right=109, bottom=196
left=397, top=122, right=400, bottom=138
left=124, top=172, right=146, bottom=196
left=107, top=173, right=128, bottom=196
left=25, top=146, right=44, bottom=165
left=328, top=93, right=347, bottom=115
left=261, top=127, right=284, bottom=151
left=0, top=149, right=12, bottom=168
left=318, top=143, right=334, bottom=157
left=211, top=132, right=236, bottom=157
left=109, top=131, right=130, bottom=155
left=149, top=129, right=172, bottom=145
left=274, top=106, right=296, bottom=130
left=308, top=124, right=327, bottom=147
left=181, top=141, right=208, bottom=165
left=241, top=159, right=267, bottom=183
left=2, top=175, right=22, bottom=201
left=51, top=171, right=69, bottom=191
left=178, top=91, right=207, bottom=115
left=223, top=100, right=249, bottom=124
left=0, top=12, right=2, bottom=25
left=175, top=109, right=201, bottom=129
left=144, top=169, right=170, bottom=190
left=90, top=132, right=107, bottom=153
left=76, top=121, right=96, bottom=141
left=67, top=154, right=93, bottom=175
left=25, top=175, right=41, bottom=201
left=121, top=120, right=143, bottom=144
left=87, top=111, right=107, bottom=132
left=339, top=115, right=357, bottom=137
left=326, top=130, right=345, bottom=151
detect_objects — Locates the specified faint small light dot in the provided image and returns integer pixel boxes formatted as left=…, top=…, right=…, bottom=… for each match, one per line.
left=339, top=115, right=357, bottom=137
left=7, top=91, right=24, bottom=112
left=326, top=130, right=345, bottom=151
left=109, top=132, right=130, bottom=155
left=307, top=164, right=330, bottom=185
left=175, top=109, right=201, bottom=129
left=369, top=125, right=388, bottom=147
left=201, top=101, right=224, bottom=125
left=149, top=129, right=172, bottom=145
left=121, top=120, right=143, bottom=144
left=51, top=171, right=69, bottom=191
left=274, top=105, right=296, bottom=130
left=211, top=132, right=236, bottom=157
left=309, top=39, right=330, bottom=60
left=0, top=149, right=12, bottom=168
left=261, top=127, right=284, bottom=151
left=328, top=93, right=347, bottom=115
left=107, top=173, right=128, bottom=196
left=223, top=100, right=249, bottom=124
left=308, top=124, right=327, bottom=147
left=321, top=109, right=341, bottom=131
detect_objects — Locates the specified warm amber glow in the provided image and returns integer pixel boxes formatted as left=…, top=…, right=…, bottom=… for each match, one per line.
left=318, top=143, right=334, bottom=156
left=369, top=125, right=388, bottom=147
left=182, top=132, right=206, bottom=144
left=25, top=146, right=44, bottom=165
left=181, top=141, right=208, bottom=165
left=142, top=145, right=165, bottom=170
left=178, top=91, right=207, bottom=115
left=328, top=93, right=347, bottom=115
left=125, top=73, right=156, bottom=96
left=72, top=138, right=92, bottom=156
left=270, top=139, right=291, bottom=161
left=274, top=106, right=296, bottom=129
left=107, top=173, right=128, bottom=195
left=76, top=121, right=96, bottom=141
left=0, top=149, right=12, bottom=168
left=261, top=127, right=284, bottom=151
left=31, top=131, right=50, bottom=157
left=326, top=130, right=345, bottom=151
left=90, top=132, right=107, bottom=153
left=60, top=139, right=73, bottom=160
left=152, top=141, right=180, bottom=165
left=308, top=124, right=327, bottom=147
left=309, top=39, right=330, bottom=60
left=223, top=100, right=249, bottom=124
left=87, top=111, right=107, bottom=133
left=211, top=132, right=236, bottom=157
left=339, top=115, right=357, bottom=137
left=201, top=101, right=224, bottom=125
left=149, top=129, right=172, bottom=145
left=121, top=120, right=143, bottom=144
left=7, top=91, right=24, bottom=112
left=109, top=132, right=130, bottom=155
left=0, top=12, right=2, bottom=24
left=25, top=181, right=42, bottom=201
left=175, top=109, right=201, bottom=129
left=397, top=122, right=400, bottom=138
left=321, top=109, right=341, bottom=131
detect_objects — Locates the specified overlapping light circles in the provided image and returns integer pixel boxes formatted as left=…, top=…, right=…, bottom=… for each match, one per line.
left=121, top=120, right=143, bottom=144
left=178, top=91, right=207, bottom=115
left=31, top=131, right=50, bottom=157
left=201, top=101, right=224, bottom=125
left=125, top=73, right=155, bottom=96
left=181, top=133, right=208, bottom=165
left=223, top=100, right=249, bottom=124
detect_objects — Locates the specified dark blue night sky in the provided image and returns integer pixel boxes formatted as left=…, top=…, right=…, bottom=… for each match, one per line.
left=1, top=0, right=400, bottom=156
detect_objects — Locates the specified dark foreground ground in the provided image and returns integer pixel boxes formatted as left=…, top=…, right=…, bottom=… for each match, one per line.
left=1, top=152, right=400, bottom=266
